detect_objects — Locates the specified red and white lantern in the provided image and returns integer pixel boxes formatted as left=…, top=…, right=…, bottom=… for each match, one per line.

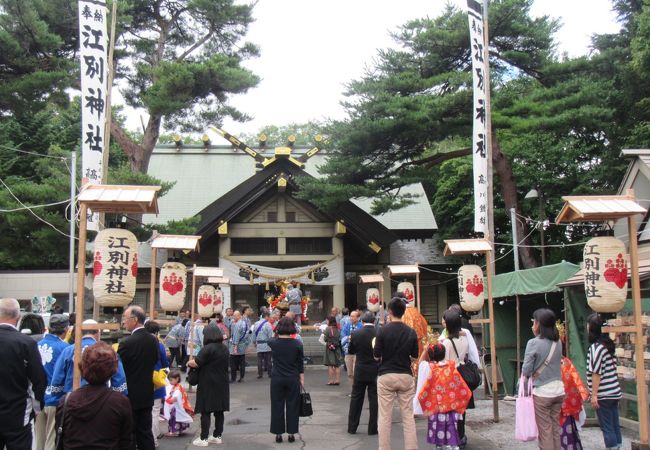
left=458, top=265, right=484, bottom=312
left=213, top=288, right=224, bottom=314
left=366, top=288, right=381, bottom=313
left=397, top=282, right=416, bottom=305
left=584, top=237, right=628, bottom=313
left=159, top=262, right=186, bottom=311
left=197, top=285, right=216, bottom=318
left=92, top=229, right=138, bottom=307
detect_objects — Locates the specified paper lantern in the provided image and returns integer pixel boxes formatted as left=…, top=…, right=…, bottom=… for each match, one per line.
left=213, top=288, right=223, bottom=314
left=197, top=285, right=216, bottom=318
left=397, top=282, right=416, bottom=305
left=458, top=265, right=485, bottom=312
left=584, top=237, right=628, bottom=313
left=92, top=229, right=138, bottom=307
left=159, top=262, right=186, bottom=311
left=366, top=288, right=381, bottom=313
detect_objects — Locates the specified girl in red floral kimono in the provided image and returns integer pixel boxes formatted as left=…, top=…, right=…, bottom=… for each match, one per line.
left=560, top=356, right=588, bottom=449
left=417, top=343, right=472, bottom=450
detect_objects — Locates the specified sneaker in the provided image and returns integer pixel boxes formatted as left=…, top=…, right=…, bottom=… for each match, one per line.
left=192, top=437, right=209, bottom=447
left=208, top=436, right=223, bottom=444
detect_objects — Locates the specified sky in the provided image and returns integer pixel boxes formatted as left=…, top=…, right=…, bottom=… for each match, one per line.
left=119, top=0, right=622, bottom=140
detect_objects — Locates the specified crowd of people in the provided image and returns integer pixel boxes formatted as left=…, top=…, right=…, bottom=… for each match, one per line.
left=0, top=295, right=625, bottom=450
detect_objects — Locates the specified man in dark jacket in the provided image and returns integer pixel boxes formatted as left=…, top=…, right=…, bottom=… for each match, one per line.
left=347, top=312, right=379, bottom=435
left=0, top=298, right=47, bottom=449
left=118, top=306, right=159, bottom=450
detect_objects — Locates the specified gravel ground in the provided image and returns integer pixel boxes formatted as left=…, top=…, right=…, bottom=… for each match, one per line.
left=466, top=397, right=636, bottom=449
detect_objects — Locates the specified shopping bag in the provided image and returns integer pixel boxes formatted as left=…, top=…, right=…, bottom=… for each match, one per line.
left=515, top=376, right=538, bottom=442
left=299, top=385, right=313, bottom=417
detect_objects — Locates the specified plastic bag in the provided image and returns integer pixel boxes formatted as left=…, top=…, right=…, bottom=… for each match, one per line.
left=515, top=376, right=538, bottom=442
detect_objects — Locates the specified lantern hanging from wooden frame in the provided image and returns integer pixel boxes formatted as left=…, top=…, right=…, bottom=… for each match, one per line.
left=213, top=288, right=224, bottom=314
left=92, top=228, right=138, bottom=307
left=397, top=281, right=416, bottom=305
left=583, top=236, right=628, bottom=313
left=458, top=264, right=485, bottom=312
left=197, top=285, right=216, bottom=318
left=159, top=262, right=186, bottom=311
left=366, top=288, right=381, bottom=313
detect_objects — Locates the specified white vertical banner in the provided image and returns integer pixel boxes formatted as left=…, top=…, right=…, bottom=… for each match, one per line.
left=467, top=0, right=488, bottom=233
left=78, top=0, right=108, bottom=231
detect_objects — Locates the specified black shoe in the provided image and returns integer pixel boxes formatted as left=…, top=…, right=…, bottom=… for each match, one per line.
left=275, top=435, right=283, bottom=443
left=288, top=434, right=295, bottom=443
left=238, top=378, right=243, bottom=382
left=459, top=436, right=467, bottom=448
left=368, top=431, right=378, bottom=436
left=347, top=430, right=356, bottom=435
left=257, top=375, right=263, bottom=379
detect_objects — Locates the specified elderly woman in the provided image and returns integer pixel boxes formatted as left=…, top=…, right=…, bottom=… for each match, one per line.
left=269, top=317, right=305, bottom=443
left=187, top=325, right=230, bottom=447
left=522, top=308, right=564, bottom=450
left=56, top=342, right=133, bottom=449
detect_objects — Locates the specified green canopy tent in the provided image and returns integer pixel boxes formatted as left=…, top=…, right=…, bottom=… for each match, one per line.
left=484, top=261, right=581, bottom=394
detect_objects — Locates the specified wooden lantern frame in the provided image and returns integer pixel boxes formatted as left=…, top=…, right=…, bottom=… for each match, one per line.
left=556, top=189, right=649, bottom=448
left=149, top=233, right=201, bottom=322
left=186, top=265, right=224, bottom=358
left=359, top=273, right=385, bottom=324
left=387, top=264, right=421, bottom=312
left=443, top=238, right=499, bottom=422
left=73, top=184, right=161, bottom=389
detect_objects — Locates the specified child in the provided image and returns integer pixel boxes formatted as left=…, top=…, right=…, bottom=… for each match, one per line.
left=163, top=369, right=194, bottom=437
left=417, top=343, right=472, bottom=450
left=560, top=356, right=588, bottom=449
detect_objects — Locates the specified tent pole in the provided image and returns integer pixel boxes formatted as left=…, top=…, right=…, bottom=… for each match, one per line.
left=486, top=249, right=499, bottom=422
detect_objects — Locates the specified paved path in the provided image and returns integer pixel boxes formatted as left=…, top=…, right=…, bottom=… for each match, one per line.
left=156, top=366, right=498, bottom=449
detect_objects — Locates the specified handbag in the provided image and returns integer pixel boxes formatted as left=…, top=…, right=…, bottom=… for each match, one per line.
left=186, top=366, right=199, bottom=386
left=55, top=393, right=71, bottom=450
left=326, top=328, right=338, bottom=351
left=153, top=368, right=168, bottom=389
left=299, top=385, right=313, bottom=417
left=515, top=375, right=538, bottom=441
left=450, top=339, right=481, bottom=391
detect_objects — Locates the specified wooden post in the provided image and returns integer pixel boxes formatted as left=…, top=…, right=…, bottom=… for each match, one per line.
left=629, top=214, right=649, bottom=446
left=416, top=265, right=421, bottom=313
left=379, top=281, right=385, bottom=325
left=149, top=246, right=157, bottom=320
left=486, top=248, right=499, bottom=422
left=189, top=266, right=197, bottom=360
left=516, top=295, right=521, bottom=382
left=73, top=203, right=89, bottom=390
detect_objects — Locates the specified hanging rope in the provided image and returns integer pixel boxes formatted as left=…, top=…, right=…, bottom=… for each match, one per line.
left=224, top=254, right=340, bottom=283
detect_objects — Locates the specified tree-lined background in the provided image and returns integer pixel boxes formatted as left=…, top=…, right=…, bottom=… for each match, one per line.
left=0, top=0, right=648, bottom=270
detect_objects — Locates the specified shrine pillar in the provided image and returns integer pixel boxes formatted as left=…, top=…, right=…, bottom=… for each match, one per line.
left=333, top=236, right=345, bottom=309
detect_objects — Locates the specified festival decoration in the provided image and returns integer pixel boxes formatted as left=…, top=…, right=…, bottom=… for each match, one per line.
left=583, top=236, right=628, bottom=313
left=366, top=288, right=380, bottom=313
left=92, top=228, right=138, bottom=307
left=458, top=264, right=485, bottom=312
left=31, top=296, right=56, bottom=314
left=397, top=281, right=416, bottom=304
left=197, top=284, right=216, bottom=318
left=266, top=280, right=310, bottom=323
left=213, top=288, right=223, bottom=314
left=159, top=262, right=186, bottom=311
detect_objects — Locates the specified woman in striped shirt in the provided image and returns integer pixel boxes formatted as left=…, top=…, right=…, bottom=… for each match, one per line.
left=586, top=313, right=622, bottom=450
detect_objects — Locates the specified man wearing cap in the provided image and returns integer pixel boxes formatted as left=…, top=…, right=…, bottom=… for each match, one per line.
left=35, top=314, right=69, bottom=450
left=47, top=319, right=128, bottom=408
left=0, top=298, right=46, bottom=449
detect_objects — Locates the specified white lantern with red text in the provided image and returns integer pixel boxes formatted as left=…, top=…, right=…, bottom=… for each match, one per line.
left=213, top=288, right=224, bottom=314
left=197, top=285, right=215, bottom=318
left=159, top=262, right=186, bottom=311
left=458, top=265, right=485, bottom=312
left=583, top=237, right=628, bottom=313
left=92, top=229, right=138, bottom=307
left=397, top=282, right=416, bottom=305
left=366, top=288, right=381, bottom=313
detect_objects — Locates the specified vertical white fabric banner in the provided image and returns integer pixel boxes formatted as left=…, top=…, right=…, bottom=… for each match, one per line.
left=467, top=0, right=488, bottom=233
left=78, top=0, right=108, bottom=231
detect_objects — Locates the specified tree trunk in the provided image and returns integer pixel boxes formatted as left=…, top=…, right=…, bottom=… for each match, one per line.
left=492, top=135, right=539, bottom=268
left=110, top=114, right=162, bottom=173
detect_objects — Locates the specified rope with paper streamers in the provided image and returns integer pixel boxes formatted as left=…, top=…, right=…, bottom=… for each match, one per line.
left=224, top=254, right=340, bottom=286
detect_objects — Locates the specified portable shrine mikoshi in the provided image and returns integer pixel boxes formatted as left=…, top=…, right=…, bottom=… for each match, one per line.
left=443, top=238, right=498, bottom=422
left=359, top=273, right=385, bottom=324
left=74, top=184, right=161, bottom=389
left=555, top=189, right=649, bottom=448
left=149, top=234, right=201, bottom=322
left=187, top=265, right=224, bottom=358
